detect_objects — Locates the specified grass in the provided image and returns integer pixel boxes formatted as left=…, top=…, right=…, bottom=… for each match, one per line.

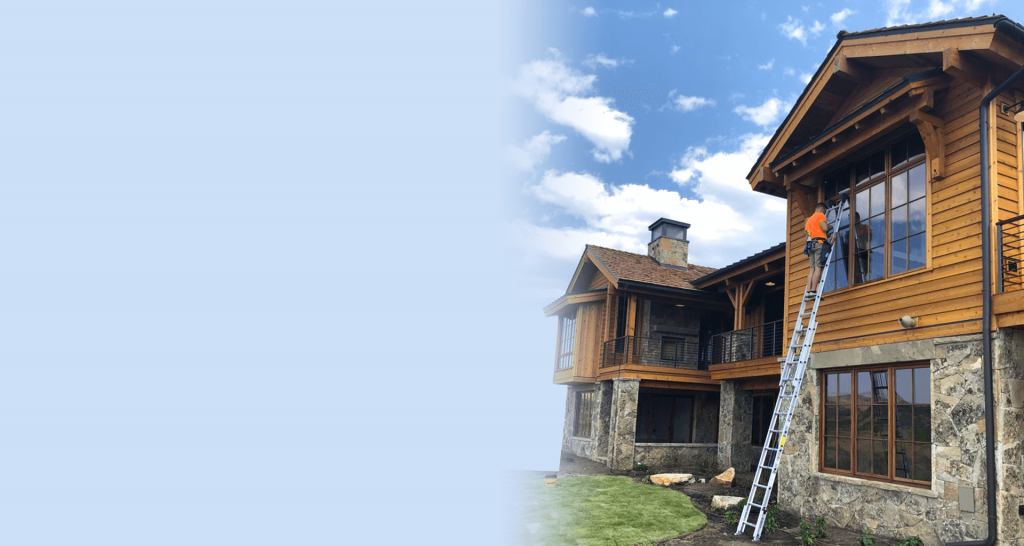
left=517, top=475, right=706, bottom=546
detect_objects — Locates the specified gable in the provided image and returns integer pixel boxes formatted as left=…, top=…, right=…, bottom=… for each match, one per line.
left=747, top=16, right=1024, bottom=197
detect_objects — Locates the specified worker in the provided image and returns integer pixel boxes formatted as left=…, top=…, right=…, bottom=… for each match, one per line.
left=803, top=202, right=834, bottom=301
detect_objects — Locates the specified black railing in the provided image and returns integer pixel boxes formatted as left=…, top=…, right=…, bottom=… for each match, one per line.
left=709, top=320, right=784, bottom=364
left=601, top=336, right=706, bottom=370
left=998, top=214, right=1024, bottom=292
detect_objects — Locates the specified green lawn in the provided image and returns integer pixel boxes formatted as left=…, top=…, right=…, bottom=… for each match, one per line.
left=516, top=475, right=707, bottom=546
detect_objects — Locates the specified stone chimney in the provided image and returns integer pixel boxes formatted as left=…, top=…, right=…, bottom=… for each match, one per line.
left=648, top=218, right=689, bottom=268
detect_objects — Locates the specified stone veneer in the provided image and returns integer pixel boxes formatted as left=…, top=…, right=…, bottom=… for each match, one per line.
left=718, top=380, right=758, bottom=472
left=561, top=384, right=598, bottom=460
left=777, top=332, right=1024, bottom=546
left=648, top=237, right=689, bottom=268
left=609, top=378, right=641, bottom=470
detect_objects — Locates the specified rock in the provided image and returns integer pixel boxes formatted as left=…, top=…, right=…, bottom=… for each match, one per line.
left=710, top=467, right=735, bottom=487
left=649, top=473, right=695, bottom=486
left=699, top=478, right=706, bottom=483
left=711, top=495, right=746, bottom=510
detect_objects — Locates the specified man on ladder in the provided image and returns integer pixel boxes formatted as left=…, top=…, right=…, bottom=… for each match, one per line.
left=803, top=202, right=835, bottom=301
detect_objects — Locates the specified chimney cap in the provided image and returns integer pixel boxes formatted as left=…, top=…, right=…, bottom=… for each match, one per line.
left=648, top=218, right=691, bottom=231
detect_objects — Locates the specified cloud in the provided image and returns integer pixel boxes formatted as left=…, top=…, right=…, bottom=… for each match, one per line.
left=505, top=131, right=567, bottom=172
left=927, top=0, right=954, bottom=17
left=512, top=54, right=634, bottom=163
left=799, top=72, right=813, bottom=84
left=884, top=0, right=914, bottom=25
left=671, top=45, right=681, bottom=54
left=830, top=8, right=855, bottom=26
left=582, top=6, right=597, bottom=17
left=671, top=95, right=716, bottom=112
left=582, top=54, right=632, bottom=69
left=663, top=8, right=678, bottom=17
left=758, top=59, right=775, bottom=70
left=734, top=97, right=791, bottom=128
left=810, top=20, right=825, bottom=36
left=780, top=16, right=809, bottom=45
left=514, top=134, right=787, bottom=267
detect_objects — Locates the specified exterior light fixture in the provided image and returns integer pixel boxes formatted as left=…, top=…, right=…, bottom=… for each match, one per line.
left=765, top=281, right=776, bottom=286
left=897, top=315, right=917, bottom=328
left=675, top=304, right=685, bottom=307
left=1002, top=100, right=1024, bottom=123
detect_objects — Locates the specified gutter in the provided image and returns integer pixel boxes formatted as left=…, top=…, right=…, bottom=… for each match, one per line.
left=948, top=61, right=1024, bottom=546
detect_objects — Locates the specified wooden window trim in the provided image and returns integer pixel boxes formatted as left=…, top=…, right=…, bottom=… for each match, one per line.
left=573, top=390, right=593, bottom=438
left=557, top=312, right=577, bottom=370
left=821, top=129, right=931, bottom=294
left=818, top=363, right=931, bottom=488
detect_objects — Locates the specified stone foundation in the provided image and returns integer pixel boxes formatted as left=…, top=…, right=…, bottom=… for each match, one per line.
left=718, top=380, right=756, bottom=471
left=609, top=378, right=641, bottom=470
left=635, top=443, right=719, bottom=472
left=561, top=384, right=597, bottom=460
left=779, top=333, right=1010, bottom=546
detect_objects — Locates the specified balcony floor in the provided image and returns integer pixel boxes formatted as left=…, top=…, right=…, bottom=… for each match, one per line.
left=709, top=355, right=782, bottom=381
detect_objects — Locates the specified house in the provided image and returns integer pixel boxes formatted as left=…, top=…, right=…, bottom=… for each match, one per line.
left=742, top=15, right=1024, bottom=546
left=547, top=14, right=1024, bottom=546
left=544, top=219, right=786, bottom=473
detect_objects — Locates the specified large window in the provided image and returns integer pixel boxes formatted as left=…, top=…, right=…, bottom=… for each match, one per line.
left=821, top=132, right=927, bottom=292
left=635, top=392, right=693, bottom=443
left=573, top=390, right=593, bottom=437
left=751, top=392, right=778, bottom=446
left=820, top=365, right=931, bottom=485
left=557, top=313, right=576, bottom=370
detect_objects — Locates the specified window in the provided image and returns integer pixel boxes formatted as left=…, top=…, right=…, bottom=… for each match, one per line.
left=635, top=392, right=693, bottom=443
left=751, top=392, right=778, bottom=446
left=661, top=336, right=684, bottom=360
left=574, top=391, right=593, bottom=437
left=557, top=313, right=576, bottom=370
left=821, top=132, right=927, bottom=292
left=820, top=365, right=931, bottom=485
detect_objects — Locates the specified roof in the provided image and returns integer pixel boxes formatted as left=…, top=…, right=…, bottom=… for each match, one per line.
left=586, top=245, right=717, bottom=292
left=692, top=242, right=786, bottom=286
left=745, top=14, right=1024, bottom=182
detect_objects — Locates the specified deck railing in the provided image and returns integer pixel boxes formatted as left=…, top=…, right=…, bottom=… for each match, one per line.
left=600, top=336, right=706, bottom=370
left=998, top=214, right=1024, bottom=292
left=709, top=319, right=784, bottom=365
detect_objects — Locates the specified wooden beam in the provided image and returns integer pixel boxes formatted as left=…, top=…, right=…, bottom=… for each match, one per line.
left=834, top=55, right=870, bottom=82
left=788, top=184, right=817, bottom=220
left=910, top=109, right=946, bottom=180
left=624, top=295, right=637, bottom=337
left=943, top=48, right=989, bottom=89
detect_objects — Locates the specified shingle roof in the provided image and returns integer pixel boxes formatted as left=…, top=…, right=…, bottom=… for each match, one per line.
left=840, top=15, right=1001, bottom=39
left=586, top=245, right=717, bottom=291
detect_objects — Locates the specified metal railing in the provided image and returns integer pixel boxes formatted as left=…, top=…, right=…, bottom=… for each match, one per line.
left=600, top=335, right=706, bottom=370
left=998, top=214, right=1024, bottom=292
left=709, top=319, right=784, bottom=365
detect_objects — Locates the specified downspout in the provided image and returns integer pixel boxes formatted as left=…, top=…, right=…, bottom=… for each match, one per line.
left=947, top=62, right=1024, bottom=546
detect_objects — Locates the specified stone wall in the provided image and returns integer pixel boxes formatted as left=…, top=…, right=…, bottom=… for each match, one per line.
left=594, top=381, right=613, bottom=462
left=638, top=300, right=702, bottom=368
left=779, top=334, right=993, bottom=546
left=718, top=380, right=756, bottom=471
left=561, top=384, right=597, bottom=460
left=609, top=378, right=640, bottom=470
left=634, top=444, right=719, bottom=472
left=994, top=328, right=1024, bottom=546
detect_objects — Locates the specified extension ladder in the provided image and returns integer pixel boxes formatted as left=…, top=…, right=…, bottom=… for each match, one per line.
left=735, top=196, right=849, bottom=541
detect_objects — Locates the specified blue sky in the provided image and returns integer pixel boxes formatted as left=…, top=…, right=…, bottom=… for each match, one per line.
left=3, top=2, right=1024, bottom=545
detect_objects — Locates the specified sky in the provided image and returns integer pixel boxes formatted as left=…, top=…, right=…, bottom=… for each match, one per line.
left=2, top=1, right=1024, bottom=546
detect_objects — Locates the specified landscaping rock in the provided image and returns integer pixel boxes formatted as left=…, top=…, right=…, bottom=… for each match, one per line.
left=710, top=467, right=735, bottom=487
left=649, top=473, right=696, bottom=486
left=711, top=495, right=746, bottom=510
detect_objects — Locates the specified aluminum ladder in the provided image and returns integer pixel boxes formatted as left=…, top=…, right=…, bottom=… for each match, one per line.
left=735, top=196, right=848, bottom=541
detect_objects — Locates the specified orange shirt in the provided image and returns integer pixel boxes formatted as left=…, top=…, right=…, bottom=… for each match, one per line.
left=805, top=211, right=828, bottom=240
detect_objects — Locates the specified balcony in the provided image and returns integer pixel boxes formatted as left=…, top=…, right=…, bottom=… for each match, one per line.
left=601, top=336, right=707, bottom=371
left=710, top=319, right=784, bottom=364
left=994, top=215, right=1024, bottom=328
left=707, top=320, right=784, bottom=383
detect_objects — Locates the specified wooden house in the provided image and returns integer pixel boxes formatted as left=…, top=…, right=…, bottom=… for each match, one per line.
left=545, top=219, right=787, bottom=472
left=741, top=15, right=1024, bottom=546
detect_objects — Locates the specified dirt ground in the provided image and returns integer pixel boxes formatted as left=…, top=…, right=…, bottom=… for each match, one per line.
left=557, top=451, right=898, bottom=546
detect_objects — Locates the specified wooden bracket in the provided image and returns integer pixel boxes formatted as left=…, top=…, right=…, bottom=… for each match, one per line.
left=833, top=55, right=871, bottom=83
left=943, top=48, right=988, bottom=89
left=910, top=108, right=946, bottom=180
left=726, top=280, right=756, bottom=330
left=788, top=183, right=817, bottom=220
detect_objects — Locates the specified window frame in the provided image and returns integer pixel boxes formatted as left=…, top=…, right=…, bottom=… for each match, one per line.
left=818, top=363, right=931, bottom=487
left=820, top=130, right=929, bottom=293
left=635, top=392, right=695, bottom=444
left=557, top=311, right=577, bottom=370
left=573, top=390, right=593, bottom=438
